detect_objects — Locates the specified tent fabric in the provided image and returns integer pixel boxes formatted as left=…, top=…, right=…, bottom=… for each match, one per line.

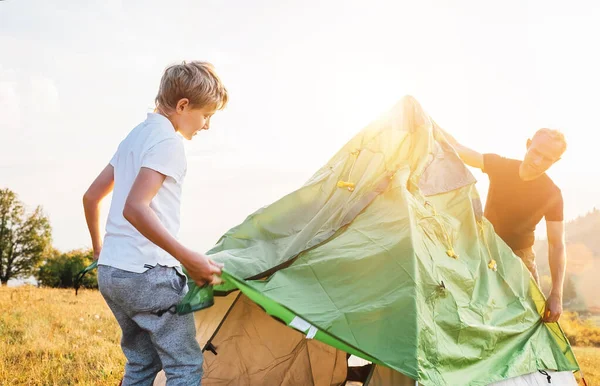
left=177, top=95, right=579, bottom=385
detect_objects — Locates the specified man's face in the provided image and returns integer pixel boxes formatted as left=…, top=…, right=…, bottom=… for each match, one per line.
left=519, top=133, right=564, bottom=181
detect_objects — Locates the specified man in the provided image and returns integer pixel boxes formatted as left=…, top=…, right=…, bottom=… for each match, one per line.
left=437, top=127, right=567, bottom=323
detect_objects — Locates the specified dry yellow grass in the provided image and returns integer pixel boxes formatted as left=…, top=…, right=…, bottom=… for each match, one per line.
left=0, top=286, right=124, bottom=385
left=1, top=287, right=599, bottom=385
left=562, top=312, right=600, bottom=347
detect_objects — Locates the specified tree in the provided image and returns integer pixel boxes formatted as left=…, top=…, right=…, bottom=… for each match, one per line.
left=36, top=248, right=97, bottom=288
left=0, top=188, right=52, bottom=285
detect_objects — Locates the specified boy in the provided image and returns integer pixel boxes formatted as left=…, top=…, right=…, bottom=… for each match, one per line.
left=83, top=61, right=228, bottom=385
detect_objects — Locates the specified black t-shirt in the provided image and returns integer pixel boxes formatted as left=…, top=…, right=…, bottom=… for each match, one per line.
left=483, top=154, right=563, bottom=250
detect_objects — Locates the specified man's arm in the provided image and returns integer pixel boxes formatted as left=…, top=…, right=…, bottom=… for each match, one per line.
left=83, top=164, right=115, bottom=259
left=434, top=125, right=485, bottom=170
left=544, top=220, right=567, bottom=322
left=123, top=167, right=222, bottom=285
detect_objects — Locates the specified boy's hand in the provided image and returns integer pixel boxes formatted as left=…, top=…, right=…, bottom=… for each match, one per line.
left=179, top=248, right=224, bottom=286
left=93, top=248, right=101, bottom=261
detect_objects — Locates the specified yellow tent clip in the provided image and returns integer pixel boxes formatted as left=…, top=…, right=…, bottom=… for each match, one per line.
left=488, top=259, right=498, bottom=271
left=337, top=181, right=355, bottom=192
left=337, top=149, right=360, bottom=192
left=446, top=249, right=458, bottom=259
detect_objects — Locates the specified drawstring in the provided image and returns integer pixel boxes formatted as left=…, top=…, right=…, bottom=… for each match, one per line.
left=538, top=370, right=551, bottom=383
left=151, top=304, right=177, bottom=317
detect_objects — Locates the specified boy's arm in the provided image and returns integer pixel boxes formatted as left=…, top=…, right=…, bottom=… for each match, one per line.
left=544, top=220, right=566, bottom=323
left=83, top=164, right=115, bottom=259
left=123, top=167, right=222, bottom=285
left=435, top=126, right=485, bottom=170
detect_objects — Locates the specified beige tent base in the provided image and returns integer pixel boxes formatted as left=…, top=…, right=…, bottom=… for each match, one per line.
left=155, top=293, right=347, bottom=386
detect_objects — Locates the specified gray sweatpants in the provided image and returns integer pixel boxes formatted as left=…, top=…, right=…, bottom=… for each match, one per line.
left=98, top=264, right=203, bottom=386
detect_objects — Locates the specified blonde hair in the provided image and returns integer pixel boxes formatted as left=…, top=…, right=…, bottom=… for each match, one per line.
left=534, top=128, right=567, bottom=154
left=155, top=61, right=228, bottom=114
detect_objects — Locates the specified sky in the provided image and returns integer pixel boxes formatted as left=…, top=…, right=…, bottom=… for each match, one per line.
left=1, top=0, right=599, bottom=254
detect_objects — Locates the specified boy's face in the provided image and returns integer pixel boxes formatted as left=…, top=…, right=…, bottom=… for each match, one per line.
left=171, top=99, right=216, bottom=140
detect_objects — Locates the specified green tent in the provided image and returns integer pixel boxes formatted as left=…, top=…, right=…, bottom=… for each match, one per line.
left=171, top=96, right=580, bottom=385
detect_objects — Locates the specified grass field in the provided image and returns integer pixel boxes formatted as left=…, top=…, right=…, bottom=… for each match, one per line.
left=1, top=287, right=598, bottom=385
left=0, top=287, right=124, bottom=385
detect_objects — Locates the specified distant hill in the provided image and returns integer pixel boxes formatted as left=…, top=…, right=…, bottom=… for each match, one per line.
left=535, top=208, right=600, bottom=313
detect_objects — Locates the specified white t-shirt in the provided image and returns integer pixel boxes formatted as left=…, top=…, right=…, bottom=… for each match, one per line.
left=99, top=113, right=186, bottom=272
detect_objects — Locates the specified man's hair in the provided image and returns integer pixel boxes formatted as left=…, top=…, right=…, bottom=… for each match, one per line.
left=533, top=128, right=567, bottom=154
left=155, top=61, right=228, bottom=113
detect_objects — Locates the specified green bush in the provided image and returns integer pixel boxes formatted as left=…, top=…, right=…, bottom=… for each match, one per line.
left=36, top=249, right=97, bottom=289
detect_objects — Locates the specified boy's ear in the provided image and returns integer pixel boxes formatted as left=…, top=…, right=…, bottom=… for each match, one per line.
left=526, top=138, right=532, bottom=149
left=175, top=98, right=190, bottom=113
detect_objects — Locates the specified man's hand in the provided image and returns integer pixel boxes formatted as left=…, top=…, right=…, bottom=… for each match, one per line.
left=178, top=248, right=224, bottom=287
left=543, top=292, right=563, bottom=323
left=545, top=220, right=566, bottom=323
left=93, top=247, right=101, bottom=261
